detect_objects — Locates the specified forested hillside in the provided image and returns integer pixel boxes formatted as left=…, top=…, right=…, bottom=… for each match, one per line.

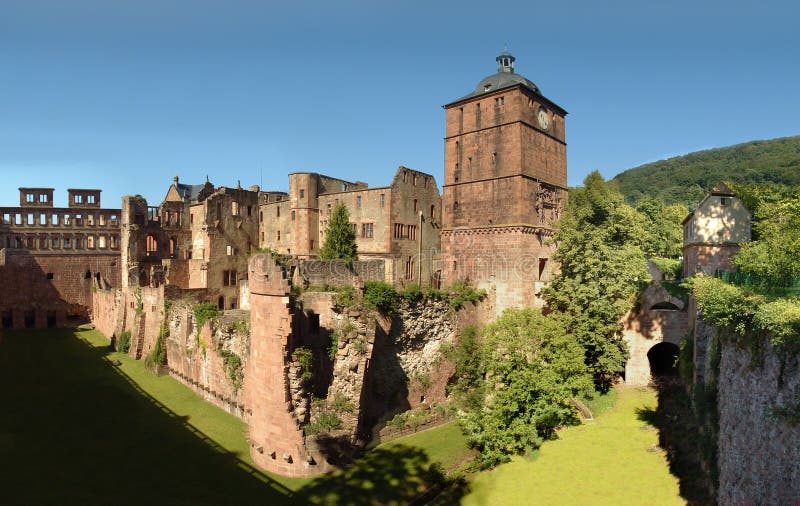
left=612, top=136, right=800, bottom=207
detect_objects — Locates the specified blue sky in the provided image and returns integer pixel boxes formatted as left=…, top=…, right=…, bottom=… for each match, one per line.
left=1, top=0, right=798, bottom=208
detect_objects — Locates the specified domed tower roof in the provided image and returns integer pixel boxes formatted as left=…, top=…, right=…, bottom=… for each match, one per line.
left=446, top=48, right=544, bottom=105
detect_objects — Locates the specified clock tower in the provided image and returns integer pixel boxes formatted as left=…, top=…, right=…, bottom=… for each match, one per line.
left=441, top=50, right=568, bottom=311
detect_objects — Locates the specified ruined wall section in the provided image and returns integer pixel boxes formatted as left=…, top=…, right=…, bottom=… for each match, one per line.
left=712, top=329, right=800, bottom=504
left=296, top=259, right=386, bottom=287
left=165, top=302, right=251, bottom=419
left=92, top=288, right=125, bottom=339
left=365, top=298, right=457, bottom=432
left=244, top=253, right=333, bottom=477
left=324, top=307, right=378, bottom=438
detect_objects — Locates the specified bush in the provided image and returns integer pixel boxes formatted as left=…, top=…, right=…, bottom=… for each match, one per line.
left=333, top=285, right=356, bottom=311
left=192, top=302, right=220, bottom=332
left=363, top=281, right=399, bottom=314
left=328, top=331, right=339, bottom=361
left=331, top=393, right=356, bottom=414
left=402, top=284, right=424, bottom=303
left=147, top=326, right=168, bottom=370
left=650, top=257, right=683, bottom=280
left=117, top=331, right=131, bottom=353
left=292, top=346, right=314, bottom=382
left=447, top=279, right=486, bottom=310
left=304, top=412, right=342, bottom=436
left=218, top=348, right=244, bottom=390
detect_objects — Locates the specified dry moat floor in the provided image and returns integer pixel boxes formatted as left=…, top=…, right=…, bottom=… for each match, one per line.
left=0, top=328, right=685, bottom=505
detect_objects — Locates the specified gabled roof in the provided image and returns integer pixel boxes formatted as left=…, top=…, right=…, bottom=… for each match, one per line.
left=710, top=181, right=735, bottom=196
left=175, top=183, right=207, bottom=202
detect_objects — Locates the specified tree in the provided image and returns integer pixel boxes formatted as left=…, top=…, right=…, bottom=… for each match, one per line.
left=456, top=309, right=593, bottom=467
left=636, top=197, right=688, bottom=258
left=318, top=202, right=357, bottom=261
left=733, top=190, right=800, bottom=280
left=543, top=171, right=651, bottom=390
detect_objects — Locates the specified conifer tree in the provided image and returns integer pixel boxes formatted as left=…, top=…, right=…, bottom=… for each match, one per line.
left=319, top=202, right=358, bottom=261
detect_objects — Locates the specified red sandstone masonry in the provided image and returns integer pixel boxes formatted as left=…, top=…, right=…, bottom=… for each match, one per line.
left=244, top=253, right=333, bottom=476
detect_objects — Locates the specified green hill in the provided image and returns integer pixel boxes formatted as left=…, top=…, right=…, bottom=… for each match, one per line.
left=612, top=135, right=800, bottom=207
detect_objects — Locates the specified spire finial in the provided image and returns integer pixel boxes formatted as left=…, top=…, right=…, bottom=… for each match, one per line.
left=496, top=47, right=515, bottom=73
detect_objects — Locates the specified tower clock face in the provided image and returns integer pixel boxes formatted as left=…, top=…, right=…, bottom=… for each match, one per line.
left=538, top=108, right=550, bottom=130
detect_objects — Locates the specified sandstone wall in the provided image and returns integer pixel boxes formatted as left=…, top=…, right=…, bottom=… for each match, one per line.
left=165, top=303, right=251, bottom=419
left=92, top=288, right=124, bottom=339
left=716, top=334, right=800, bottom=504
left=297, top=259, right=386, bottom=287
left=1, top=249, right=120, bottom=327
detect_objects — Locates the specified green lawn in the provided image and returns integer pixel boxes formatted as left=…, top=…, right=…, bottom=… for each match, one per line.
left=378, top=421, right=473, bottom=472
left=0, top=328, right=452, bottom=505
left=0, top=328, right=299, bottom=505
left=1, top=328, right=684, bottom=505
left=459, top=387, right=684, bottom=506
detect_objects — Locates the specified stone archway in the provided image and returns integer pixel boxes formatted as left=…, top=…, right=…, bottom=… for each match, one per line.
left=647, top=342, right=680, bottom=377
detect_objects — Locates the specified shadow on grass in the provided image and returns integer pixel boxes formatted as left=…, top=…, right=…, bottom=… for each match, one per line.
left=0, top=328, right=293, bottom=505
left=294, top=444, right=467, bottom=506
left=1, top=328, right=467, bottom=506
left=635, top=376, right=715, bottom=506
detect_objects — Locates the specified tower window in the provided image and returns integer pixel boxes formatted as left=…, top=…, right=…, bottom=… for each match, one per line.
left=300, top=189, right=305, bottom=199
left=380, top=194, right=385, bottom=208
left=357, top=196, right=362, bottom=209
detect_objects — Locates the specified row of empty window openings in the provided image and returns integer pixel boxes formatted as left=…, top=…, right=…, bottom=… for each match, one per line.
left=393, top=224, right=417, bottom=240
left=6, top=234, right=119, bottom=250
left=2, top=212, right=118, bottom=227
left=24, top=194, right=97, bottom=204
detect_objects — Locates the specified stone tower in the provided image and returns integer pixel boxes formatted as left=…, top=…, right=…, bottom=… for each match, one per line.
left=441, top=50, right=568, bottom=311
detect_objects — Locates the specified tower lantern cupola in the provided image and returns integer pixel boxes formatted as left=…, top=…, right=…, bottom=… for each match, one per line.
left=496, top=48, right=515, bottom=73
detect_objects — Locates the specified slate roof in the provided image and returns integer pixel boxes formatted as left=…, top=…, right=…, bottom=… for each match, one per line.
left=175, top=183, right=207, bottom=202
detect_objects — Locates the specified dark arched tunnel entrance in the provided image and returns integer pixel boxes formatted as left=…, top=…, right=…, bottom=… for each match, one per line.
left=647, top=342, right=680, bottom=376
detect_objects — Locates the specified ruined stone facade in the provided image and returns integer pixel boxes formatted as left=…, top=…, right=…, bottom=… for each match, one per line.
left=121, top=177, right=258, bottom=311
left=0, top=187, right=121, bottom=327
left=259, top=167, right=442, bottom=287
left=441, top=51, right=567, bottom=312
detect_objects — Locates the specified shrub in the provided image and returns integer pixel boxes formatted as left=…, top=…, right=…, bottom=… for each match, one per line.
left=192, top=302, right=220, bottom=333
left=402, top=284, right=424, bottom=303
left=333, top=285, right=356, bottom=311
left=331, top=393, right=356, bottom=414
left=218, top=348, right=244, bottom=390
left=304, top=412, right=342, bottom=436
left=447, top=279, right=486, bottom=310
left=363, top=281, right=398, bottom=314
left=144, top=332, right=167, bottom=372
left=650, top=257, right=683, bottom=280
left=328, top=331, right=339, bottom=361
left=117, top=330, right=131, bottom=353
left=352, top=336, right=368, bottom=355
left=292, top=346, right=314, bottom=382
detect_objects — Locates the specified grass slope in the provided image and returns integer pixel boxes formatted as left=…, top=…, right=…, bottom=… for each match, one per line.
left=1, top=328, right=457, bottom=505
left=378, top=421, right=473, bottom=472
left=0, top=328, right=297, bottom=505
left=459, top=387, right=683, bottom=506
left=612, top=135, right=800, bottom=207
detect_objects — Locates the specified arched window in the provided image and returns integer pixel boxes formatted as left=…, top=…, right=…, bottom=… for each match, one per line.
left=146, top=235, right=158, bottom=256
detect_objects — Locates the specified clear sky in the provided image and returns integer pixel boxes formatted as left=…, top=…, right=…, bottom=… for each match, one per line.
left=1, top=0, right=798, bottom=208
